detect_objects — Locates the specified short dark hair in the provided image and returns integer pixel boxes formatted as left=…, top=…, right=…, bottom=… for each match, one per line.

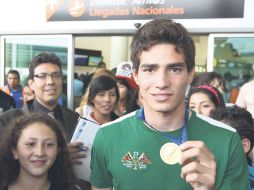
left=87, top=75, right=119, bottom=106
left=7, top=70, right=20, bottom=81
left=211, top=105, right=253, bottom=127
left=193, top=72, right=225, bottom=87
left=0, top=112, right=76, bottom=189
left=131, top=19, right=195, bottom=72
left=211, top=106, right=254, bottom=156
left=74, top=72, right=79, bottom=79
left=28, top=52, right=62, bottom=79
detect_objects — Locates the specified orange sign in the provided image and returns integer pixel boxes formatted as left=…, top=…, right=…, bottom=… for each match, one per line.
left=46, top=0, right=245, bottom=21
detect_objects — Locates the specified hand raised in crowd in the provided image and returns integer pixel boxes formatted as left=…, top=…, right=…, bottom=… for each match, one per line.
left=68, top=141, right=88, bottom=165
left=180, top=141, right=216, bottom=190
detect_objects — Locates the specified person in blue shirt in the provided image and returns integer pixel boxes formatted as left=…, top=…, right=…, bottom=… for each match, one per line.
left=73, top=72, right=84, bottom=97
left=1, top=70, right=23, bottom=109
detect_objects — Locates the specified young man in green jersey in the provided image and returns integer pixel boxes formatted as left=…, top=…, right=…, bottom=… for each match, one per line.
left=90, top=19, right=249, bottom=190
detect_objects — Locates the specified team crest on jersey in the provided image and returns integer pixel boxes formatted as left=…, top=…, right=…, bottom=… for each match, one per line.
left=121, top=151, right=151, bottom=170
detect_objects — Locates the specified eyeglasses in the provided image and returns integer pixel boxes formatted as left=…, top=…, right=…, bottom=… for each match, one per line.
left=33, top=73, right=63, bottom=81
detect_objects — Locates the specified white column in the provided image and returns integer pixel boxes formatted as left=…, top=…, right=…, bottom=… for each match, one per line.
left=109, top=36, right=129, bottom=69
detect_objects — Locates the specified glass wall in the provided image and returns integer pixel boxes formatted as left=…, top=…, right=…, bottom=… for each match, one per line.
left=0, top=35, right=74, bottom=108
left=0, top=34, right=209, bottom=109
left=207, top=34, right=254, bottom=102
left=74, top=35, right=209, bottom=73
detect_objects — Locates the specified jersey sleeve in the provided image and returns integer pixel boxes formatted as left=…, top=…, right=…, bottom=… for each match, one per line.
left=90, top=128, right=113, bottom=188
left=217, top=132, right=249, bottom=190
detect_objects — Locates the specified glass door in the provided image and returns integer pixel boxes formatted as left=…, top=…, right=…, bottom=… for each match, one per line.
left=207, top=34, right=254, bottom=102
left=0, top=35, right=74, bottom=109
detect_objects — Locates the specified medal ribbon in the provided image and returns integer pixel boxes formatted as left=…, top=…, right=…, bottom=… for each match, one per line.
left=138, top=108, right=189, bottom=145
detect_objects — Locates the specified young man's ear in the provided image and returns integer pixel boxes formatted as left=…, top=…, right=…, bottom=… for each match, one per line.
left=12, top=149, right=19, bottom=160
left=28, top=78, right=34, bottom=91
left=242, top=138, right=251, bottom=154
left=187, top=68, right=195, bottom=85
left=132, top=69, right=139, bottom=85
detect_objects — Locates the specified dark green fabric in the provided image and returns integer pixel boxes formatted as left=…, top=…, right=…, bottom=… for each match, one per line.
left=90, top=110, right=249, bottom=190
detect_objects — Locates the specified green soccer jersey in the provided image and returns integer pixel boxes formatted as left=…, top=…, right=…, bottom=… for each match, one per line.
left=90, top=110, right=249, bottom=190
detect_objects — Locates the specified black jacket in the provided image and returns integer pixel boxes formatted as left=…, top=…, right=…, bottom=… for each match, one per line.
left=0, top=101, right=79, bottom=141
left=0, top=90, right=16, bottom=113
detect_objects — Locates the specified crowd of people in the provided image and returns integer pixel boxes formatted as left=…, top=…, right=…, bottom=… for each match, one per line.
left=0, top=19, right=254, bottom=190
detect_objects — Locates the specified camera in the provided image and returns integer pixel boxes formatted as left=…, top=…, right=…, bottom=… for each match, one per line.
left=134, top=23, right=142, bottom=29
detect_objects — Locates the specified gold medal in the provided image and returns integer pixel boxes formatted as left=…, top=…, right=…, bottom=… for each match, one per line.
left=160, top=143, right=181, bottom=165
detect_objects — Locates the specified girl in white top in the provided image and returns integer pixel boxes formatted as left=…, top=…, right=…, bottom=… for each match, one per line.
left=84, top=75, right=119, bottom=125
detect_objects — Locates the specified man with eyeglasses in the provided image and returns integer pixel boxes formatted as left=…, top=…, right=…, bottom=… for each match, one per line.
left=0, top=52, right=90, bottom=189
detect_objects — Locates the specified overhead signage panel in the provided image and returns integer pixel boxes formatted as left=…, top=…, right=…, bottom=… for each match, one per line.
left=46, top=0, right=245, bottom=21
